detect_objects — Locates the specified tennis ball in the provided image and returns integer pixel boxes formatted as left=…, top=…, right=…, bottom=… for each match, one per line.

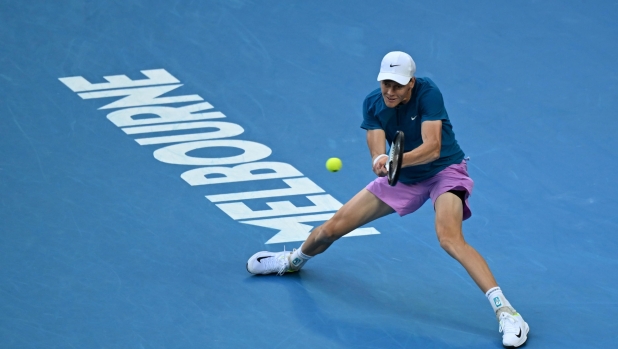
left=326, top=157, right=342, bottom=172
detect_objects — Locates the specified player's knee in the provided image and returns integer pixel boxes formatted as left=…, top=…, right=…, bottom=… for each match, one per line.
left=438, top=236, right=457, bottom=253
left=436, top=228, right=465, bottom=254
left=316, top=220, right=345, bottom=243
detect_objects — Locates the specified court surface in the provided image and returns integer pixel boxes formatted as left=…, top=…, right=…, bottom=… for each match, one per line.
left=1, top=1, right=617, bottom=348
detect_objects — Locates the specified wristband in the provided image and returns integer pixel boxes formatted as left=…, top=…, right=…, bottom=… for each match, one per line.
left=372, top=154, right=388, bottom=166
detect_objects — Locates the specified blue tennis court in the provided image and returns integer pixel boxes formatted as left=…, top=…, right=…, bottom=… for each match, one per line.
left=1, top=1, right=617, bottom=348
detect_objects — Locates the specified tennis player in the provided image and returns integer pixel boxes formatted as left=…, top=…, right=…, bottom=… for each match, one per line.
left=246, top=51, right=529, bottom=347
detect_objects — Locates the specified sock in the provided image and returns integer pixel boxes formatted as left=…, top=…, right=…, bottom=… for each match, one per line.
left=288, top=244, right=312, bottom=270
left=485, top=286, right=514, bottom=317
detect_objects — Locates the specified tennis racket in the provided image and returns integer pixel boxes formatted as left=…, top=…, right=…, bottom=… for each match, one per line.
left=385, top=130, right=405, bottom=186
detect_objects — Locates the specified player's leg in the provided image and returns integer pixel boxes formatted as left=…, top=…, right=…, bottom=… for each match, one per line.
left=434, top=191, right=529, bottom=347
left=301, top=188, right=395, bottom=256
left=434, top=191, right=497, bottom=291
left=246, top=188, right=394, bottom=275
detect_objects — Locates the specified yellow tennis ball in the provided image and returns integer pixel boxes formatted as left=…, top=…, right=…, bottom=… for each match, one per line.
left=326, top=157, right=342, bottom=172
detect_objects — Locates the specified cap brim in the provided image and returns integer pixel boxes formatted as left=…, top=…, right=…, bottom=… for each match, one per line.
left=377, top=73, right=410, bottom=85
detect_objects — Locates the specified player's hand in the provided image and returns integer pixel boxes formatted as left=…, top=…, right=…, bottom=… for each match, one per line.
left=372, top=155, right=388, bottom=177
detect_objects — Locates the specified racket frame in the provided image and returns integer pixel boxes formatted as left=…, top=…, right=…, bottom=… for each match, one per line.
left=387, top=130, right=405, bottom=186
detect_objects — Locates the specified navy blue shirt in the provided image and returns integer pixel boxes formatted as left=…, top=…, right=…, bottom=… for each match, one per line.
left=360, top=77, right=465, bottom=184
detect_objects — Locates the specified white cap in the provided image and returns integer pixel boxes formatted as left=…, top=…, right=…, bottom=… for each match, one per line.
left=377, top=51, right=416, bottom=85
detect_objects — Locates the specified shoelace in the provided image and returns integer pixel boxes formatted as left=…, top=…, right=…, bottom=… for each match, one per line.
left=498, top=313, right=518, bottom=334
left=276, top=248, right=298, bottom=275
left=275, top=253, right=289, bottom=276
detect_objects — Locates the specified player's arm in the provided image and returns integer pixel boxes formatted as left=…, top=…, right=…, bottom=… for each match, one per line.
left=402, top=120, right=442, bottom=167
left=366, top=129, right=388, bottom=176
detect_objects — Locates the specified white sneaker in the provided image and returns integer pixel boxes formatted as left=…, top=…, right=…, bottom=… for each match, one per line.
left=246, top=251, right=295, bottom=275
left=499, top=311, right=529, bottom=347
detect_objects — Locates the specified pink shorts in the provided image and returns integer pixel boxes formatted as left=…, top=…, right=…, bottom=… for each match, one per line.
left=365, top=160, right=474, bottom=220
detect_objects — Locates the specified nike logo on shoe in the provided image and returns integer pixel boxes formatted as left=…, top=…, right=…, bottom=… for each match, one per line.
left=389, top=64, right=399, bottom=67
left=515, top=328, right=522, bottom=338
left=257, top=256, right=272, bottom=263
